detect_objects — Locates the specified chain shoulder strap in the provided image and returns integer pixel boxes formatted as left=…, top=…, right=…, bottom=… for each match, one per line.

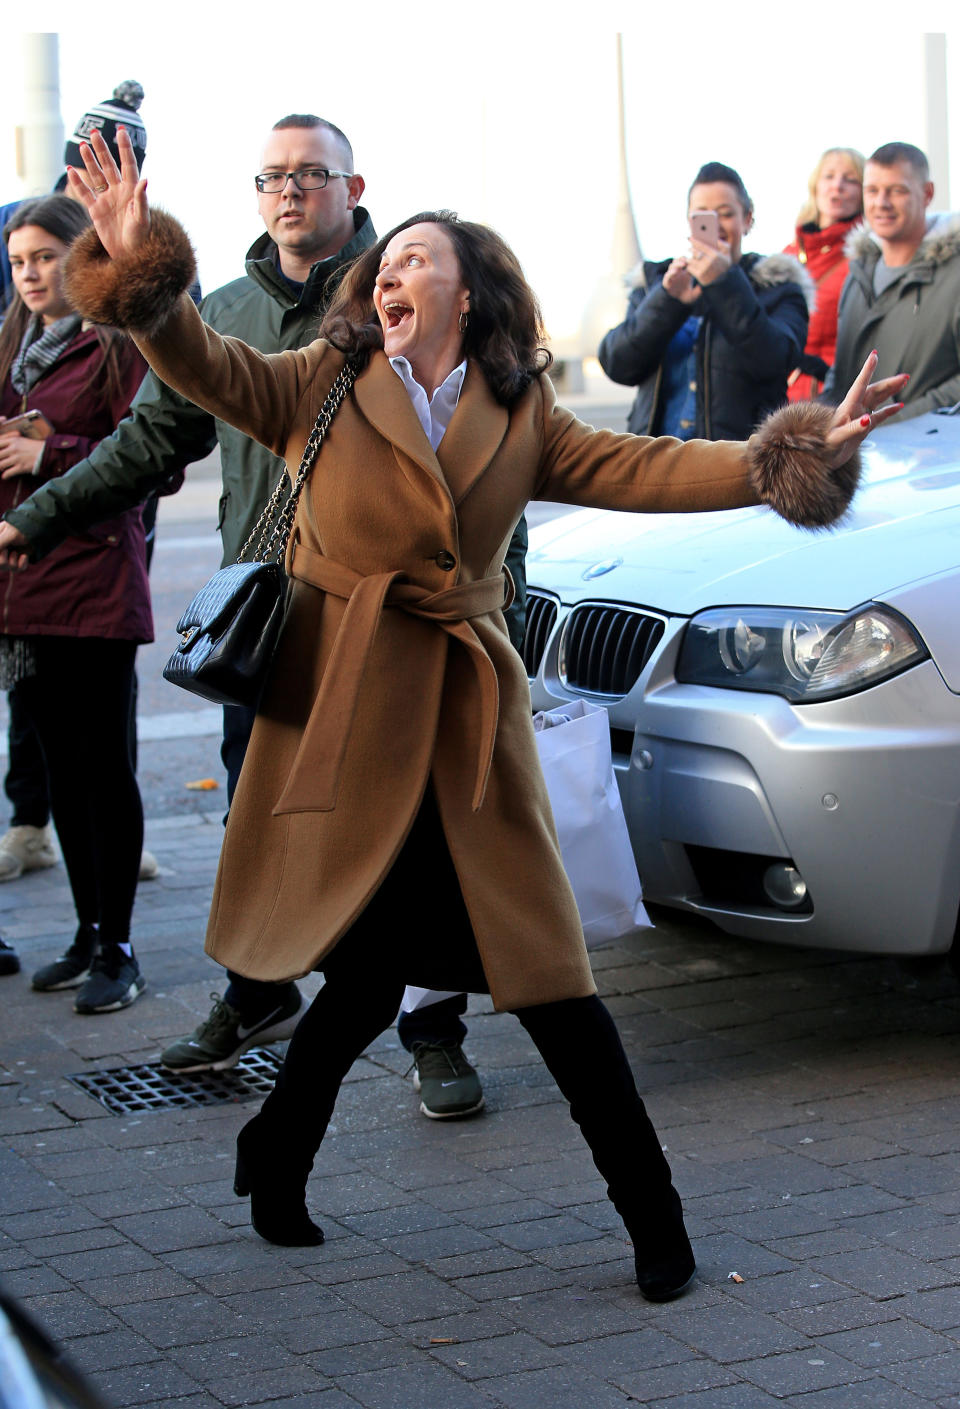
left=238, top=359, right=358, bottom=565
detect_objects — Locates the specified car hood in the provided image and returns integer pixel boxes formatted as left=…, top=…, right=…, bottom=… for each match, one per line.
left=528, top=412, right=960, bottom=616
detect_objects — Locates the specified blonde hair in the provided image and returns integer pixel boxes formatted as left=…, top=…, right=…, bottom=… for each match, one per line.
left=796, top=147, right=864, bottom=227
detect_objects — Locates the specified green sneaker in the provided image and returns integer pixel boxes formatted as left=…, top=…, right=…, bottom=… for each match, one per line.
left=161, top=989, right=303, bottom=1073
left=411, top=1041, right=485, bottom=1120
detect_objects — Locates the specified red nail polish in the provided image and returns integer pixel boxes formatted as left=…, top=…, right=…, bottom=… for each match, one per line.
left=860, top=416, right=871, bottom=427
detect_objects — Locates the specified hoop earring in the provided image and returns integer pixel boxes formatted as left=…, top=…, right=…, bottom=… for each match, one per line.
left=458, top=309, right=469, bottom=334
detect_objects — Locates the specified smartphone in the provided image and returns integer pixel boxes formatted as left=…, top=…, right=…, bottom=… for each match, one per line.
left=689, top=211, right=720, bottom=248
left=0, top=410, right=54, bottom=440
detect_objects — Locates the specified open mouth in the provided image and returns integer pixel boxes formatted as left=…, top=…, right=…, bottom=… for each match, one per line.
left=383, top=301, right=413, bottom=330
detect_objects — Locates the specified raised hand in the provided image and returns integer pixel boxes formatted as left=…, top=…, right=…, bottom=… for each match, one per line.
left=65, top=126, right=149, bottom=260
left=686, top=236, right=732, bottom=288
left=825, top=353, right=909, bottom=468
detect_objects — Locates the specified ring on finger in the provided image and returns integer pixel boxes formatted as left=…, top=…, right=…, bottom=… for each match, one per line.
left=93, top=185, right=108, bottom=194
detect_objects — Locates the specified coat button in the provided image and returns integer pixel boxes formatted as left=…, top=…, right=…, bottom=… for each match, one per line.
left=435, top=550, right=456, bottom=571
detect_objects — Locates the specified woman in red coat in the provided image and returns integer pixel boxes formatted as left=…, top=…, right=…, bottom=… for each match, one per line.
left=784, top=148, right=864, bottom=401
left=0, top=195, right=151, bottom=1012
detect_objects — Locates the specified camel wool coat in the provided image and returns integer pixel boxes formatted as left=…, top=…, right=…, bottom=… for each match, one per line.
left=63, top=214, right=861, bottom=1011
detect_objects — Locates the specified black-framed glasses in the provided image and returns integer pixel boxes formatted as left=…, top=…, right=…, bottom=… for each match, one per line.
left=254, top=167, right=352, bottom=194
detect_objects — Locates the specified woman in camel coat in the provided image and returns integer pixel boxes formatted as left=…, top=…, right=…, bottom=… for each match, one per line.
left=43, top=130, right=904, bottom=1302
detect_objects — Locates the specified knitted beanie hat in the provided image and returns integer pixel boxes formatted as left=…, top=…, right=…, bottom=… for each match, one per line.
left=63, top=81, right=147, bottom=173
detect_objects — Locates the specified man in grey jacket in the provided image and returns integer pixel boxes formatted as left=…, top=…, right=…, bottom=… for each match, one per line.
left=3, top=114, right=519, bottom=1117
left=827, top=142, right=960, bottom=418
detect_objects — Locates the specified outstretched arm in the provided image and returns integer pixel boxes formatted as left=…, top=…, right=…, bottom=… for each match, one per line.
left=537, top=353, right=907, bottom=529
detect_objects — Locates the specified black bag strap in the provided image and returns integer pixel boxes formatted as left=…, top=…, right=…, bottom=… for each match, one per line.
left=238, top=359, right=358, bottom=565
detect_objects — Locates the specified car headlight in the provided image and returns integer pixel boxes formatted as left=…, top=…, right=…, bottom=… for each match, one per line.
left=676, top=603, right=927, bottom=703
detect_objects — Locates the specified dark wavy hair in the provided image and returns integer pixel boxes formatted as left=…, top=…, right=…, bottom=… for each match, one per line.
left=320, top=210, right=552, bottom=405
left=0, top=195, right=130, bottom=408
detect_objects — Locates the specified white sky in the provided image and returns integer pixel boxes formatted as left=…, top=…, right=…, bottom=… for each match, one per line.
left=4, top=6, right=960, bottom=351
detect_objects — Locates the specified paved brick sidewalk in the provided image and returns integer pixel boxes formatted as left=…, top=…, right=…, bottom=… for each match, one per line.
left=2, top=814, right=960, bottom=1408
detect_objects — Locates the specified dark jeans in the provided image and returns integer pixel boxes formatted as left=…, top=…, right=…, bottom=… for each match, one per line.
left=15, top=637, right=143, bottom=948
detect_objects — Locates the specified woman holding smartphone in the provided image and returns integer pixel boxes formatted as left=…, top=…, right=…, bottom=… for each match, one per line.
left=0, top=195, right=151, bottom=1011
left=599, top=162, right=813, bottom=441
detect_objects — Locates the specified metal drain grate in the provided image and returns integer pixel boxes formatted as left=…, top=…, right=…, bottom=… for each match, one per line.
left=67, top=1048, right=283, bottom=1115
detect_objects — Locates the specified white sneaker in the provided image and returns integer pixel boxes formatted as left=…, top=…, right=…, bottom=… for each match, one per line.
left=139, top=849, right=159, bottom=881
left=0, top=824, right=58, bottom=882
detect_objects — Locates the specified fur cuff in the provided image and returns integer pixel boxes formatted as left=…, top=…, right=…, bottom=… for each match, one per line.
left=64, top=209, right=196, bottom=337
left=748, top=401, right=860, bottom=529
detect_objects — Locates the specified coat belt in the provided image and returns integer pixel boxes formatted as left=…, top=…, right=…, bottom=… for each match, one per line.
left=272, top=540, right=513, bottom=816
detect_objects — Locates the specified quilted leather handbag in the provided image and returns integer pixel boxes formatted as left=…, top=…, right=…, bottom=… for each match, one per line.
left=162, top=361, right=357, bottom=707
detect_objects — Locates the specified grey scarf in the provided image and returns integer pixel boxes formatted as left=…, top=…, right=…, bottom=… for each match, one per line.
left=10, top=313, right=82, bottom=396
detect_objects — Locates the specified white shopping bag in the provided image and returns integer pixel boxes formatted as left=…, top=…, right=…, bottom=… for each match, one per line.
left=533, top=699, right=652, bottom=948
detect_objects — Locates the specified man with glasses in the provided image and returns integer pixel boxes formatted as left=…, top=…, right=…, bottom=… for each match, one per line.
left=4, top=113, right=515, bottom=1119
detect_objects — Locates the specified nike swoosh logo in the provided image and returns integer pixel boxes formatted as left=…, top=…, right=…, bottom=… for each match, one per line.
left=440, top=1080, right=461, bottom=1087
left=237, top=1005, right=283, bottom=1040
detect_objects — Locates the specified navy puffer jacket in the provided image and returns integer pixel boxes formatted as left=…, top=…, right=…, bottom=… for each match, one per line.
left=598, top=252, right=812, bottom=441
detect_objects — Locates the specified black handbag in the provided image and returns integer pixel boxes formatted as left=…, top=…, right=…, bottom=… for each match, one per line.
left=162, top=361, right=357, bottom=707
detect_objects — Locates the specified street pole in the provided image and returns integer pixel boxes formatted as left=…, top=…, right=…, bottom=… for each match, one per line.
left=923, top=32, right=950, bottom=208
left=17, top=33, right=63, bottom=197
left=578, top=32, right=643, bottom=390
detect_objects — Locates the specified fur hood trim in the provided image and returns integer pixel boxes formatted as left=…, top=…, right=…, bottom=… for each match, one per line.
left=64, top=210, right=197, bottom=337
left=845, top=212, right=960, bottom=267
left=748, top=401, right=860, bottom=529
left=624, top=252, right=814, bottom=309
left=748, top=253, right=816, bottom=312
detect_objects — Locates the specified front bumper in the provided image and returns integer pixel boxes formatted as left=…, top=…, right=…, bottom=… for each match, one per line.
left=531, top=613, right=960, bottom=956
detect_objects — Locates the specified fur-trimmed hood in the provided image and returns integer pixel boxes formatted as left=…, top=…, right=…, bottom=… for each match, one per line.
left=625, top=252, right=815, bottom=311
left=844, top=212, right=960, bottom=267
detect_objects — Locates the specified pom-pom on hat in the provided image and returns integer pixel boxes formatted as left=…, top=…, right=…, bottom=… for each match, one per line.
left=64, top=82, right=147, bottom=173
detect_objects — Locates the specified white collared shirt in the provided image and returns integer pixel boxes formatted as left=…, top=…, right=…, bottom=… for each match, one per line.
left=389, top=356, right=467, bottom=451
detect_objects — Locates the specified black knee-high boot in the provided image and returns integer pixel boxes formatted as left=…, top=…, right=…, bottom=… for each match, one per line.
left=235, top=970, right=405, bottom=1246
left=515, top=995, right=695, bottom=1301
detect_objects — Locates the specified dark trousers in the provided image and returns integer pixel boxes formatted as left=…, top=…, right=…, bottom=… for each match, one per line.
left=4, top=505, right=157, bottom=844
left=14, top=638, right=143, bottom=948
left=219, top=701, right=296, bottom=1014
left=397, top=994, right=468, bottom=1050
left=220, top=707, right=466, bottom=1044
left=5, top=687, right=49, bottom=829
left=7, top=666, right=140, bottom=826
left=246, top=793, right=676, bottom=1238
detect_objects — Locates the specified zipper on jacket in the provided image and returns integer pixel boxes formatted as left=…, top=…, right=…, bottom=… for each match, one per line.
left=701, top=323, right=712, bottom=440
left=645, top=364, right=664, bottom=435
left=1, top=473, right=27, bottom=636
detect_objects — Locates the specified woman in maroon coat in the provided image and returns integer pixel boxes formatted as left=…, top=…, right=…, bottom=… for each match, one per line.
left=0, top=195, right=150, bottom=1012
left=784, top=147, right=864, bottom=401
